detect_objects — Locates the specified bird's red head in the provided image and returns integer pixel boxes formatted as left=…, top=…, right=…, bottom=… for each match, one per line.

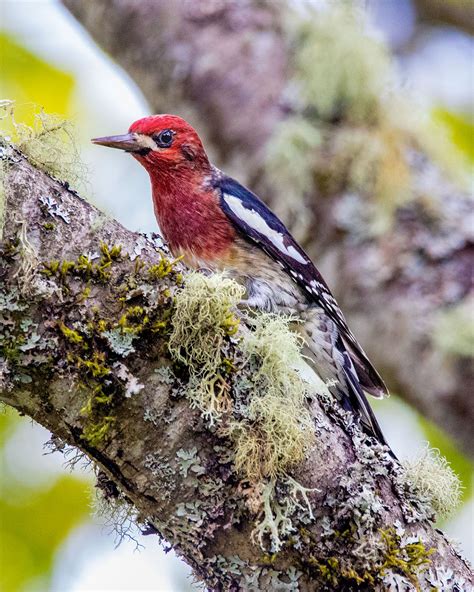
left=92, top=114, right=210, bottom=179
left=92, top=115, right=234, bottom=262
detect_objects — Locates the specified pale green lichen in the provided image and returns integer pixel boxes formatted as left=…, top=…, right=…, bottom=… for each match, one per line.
left=0, top=101, right=87, bottom=191
left=400, top=446, right=462, bottom=519
left=176, top=447, right=206, bottom=478
left=168, top=275, right=321, bottom=552
left=252, top=476, right=317, bottom=552
left=229, top=313, right=315, bottom=482
left=102, top=328, right=136, bottom=357
left=168, top=273, right=316, bottom=483
left=168, top=272, right=244, bottom=424
left=143, top=452, right=175, bottom=500
left=292, top=5, right=391, bottom=125
left=432, top=299, right=474, bottom=357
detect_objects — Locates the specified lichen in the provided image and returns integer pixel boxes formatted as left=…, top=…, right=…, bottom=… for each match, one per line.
left=0, top=101, right=87, bottom=191
left=12, top=218, right=39, bottom=295
left=168, top=272, right=244, bottom=423
left=176, top=447, right=206, bottom=478
left=251, top=476, right=317, bottom=552
left=168, top=273, right=316, bottom=485
left=292, top=5, right=391, bottom=125
left=93, top=486, right=142, bottom=549
left=143, top=452, right=175, bottom=500
left=229, top=313, right=315, bottom=482
left=399, top=446, right=462, bottom=519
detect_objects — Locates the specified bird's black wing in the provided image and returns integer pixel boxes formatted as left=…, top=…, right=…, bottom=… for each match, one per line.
left=216, top=174, right=388, bottom=400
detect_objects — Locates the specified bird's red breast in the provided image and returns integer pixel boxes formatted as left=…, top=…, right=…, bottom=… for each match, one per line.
left=150, top=174, right=237, bottom=267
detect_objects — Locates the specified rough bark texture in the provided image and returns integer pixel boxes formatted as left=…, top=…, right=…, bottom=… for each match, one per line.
left=62, top=0, right=474, bottom=458
left=1, top=144, right=472, bottom=591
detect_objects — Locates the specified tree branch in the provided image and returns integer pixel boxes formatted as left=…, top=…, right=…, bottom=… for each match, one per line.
left=1, top=144, right=472, bottom=590
left=413, top=0, right=474, bottom=36
left=62, top=0, right=474, bottom=457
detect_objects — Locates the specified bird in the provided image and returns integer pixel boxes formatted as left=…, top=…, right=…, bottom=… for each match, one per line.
left=92, top=114, right=392, bottom=453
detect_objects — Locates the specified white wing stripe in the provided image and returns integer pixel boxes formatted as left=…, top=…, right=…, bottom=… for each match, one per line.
left=223, top=193, right=308, bottom=265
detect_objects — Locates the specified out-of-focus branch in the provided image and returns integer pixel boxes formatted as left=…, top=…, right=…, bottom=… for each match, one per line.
left=62, top=0, right=474, bottom=457
left=1, top=143, right=472, bottom=591
left=414, top=0, right=474, bottom=36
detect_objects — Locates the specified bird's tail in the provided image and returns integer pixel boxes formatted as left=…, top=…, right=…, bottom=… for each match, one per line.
left=340, top=344, right=396, bottom=458
left=297, top=310, right=396, bottom=458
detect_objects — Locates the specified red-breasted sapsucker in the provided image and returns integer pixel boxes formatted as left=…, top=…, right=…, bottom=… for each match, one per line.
left=93, top=114, right=392, bottom=453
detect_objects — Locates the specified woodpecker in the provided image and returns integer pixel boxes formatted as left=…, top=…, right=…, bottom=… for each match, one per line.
left=92, top=115, right=392, bottom=451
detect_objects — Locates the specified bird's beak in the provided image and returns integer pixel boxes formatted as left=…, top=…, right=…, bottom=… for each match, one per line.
left=91, top=133, right=141, bottom=152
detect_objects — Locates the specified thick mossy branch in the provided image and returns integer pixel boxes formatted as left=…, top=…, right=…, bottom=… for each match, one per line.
left=266, top=4, right=469, bottom=235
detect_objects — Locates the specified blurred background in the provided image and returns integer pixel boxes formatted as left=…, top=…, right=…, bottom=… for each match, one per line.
left=0, top=0, right=472, bottom=590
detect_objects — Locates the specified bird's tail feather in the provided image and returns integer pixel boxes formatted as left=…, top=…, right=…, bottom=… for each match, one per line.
left=341, top=348, right=396, bottom=458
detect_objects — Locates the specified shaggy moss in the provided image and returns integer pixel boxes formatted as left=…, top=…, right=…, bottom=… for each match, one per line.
left=168, top=272, right=244, bottom=423
left=292, top=5, right=391, bottom=125
left=400, top=446, right=462, bottom=519
left=0, top=102, right=87, bottom=191
left=229, top=314, right=314, bottom=482
left=168, top=274, right=315, bottom=484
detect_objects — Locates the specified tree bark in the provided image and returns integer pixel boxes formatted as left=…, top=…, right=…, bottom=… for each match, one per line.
left=1, top=143, right=472, bottom=590
left=62, top=0, right=474, bottom=458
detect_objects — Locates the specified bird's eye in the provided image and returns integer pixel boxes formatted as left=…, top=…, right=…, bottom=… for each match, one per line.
left=153, top=129, right=174, bottom=148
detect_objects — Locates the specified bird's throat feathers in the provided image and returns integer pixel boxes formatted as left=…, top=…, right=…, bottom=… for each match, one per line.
left=148, top=169, right=235, bottom=264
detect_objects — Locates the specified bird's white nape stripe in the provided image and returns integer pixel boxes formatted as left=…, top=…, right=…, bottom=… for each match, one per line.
left=223, top=193, right=307, bottom=264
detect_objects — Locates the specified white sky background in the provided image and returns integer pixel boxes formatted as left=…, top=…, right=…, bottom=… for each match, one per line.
left=1, top=0, right=473, bottom=589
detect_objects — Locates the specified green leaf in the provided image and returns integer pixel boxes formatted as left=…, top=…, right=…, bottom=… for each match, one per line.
left=0, top=474, right=90, bottom=591
left=0, top=406, right=19, bottom=449
left=433, top=107, right=474, bottom=163
left=0, top=32, right=74, bottom=135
